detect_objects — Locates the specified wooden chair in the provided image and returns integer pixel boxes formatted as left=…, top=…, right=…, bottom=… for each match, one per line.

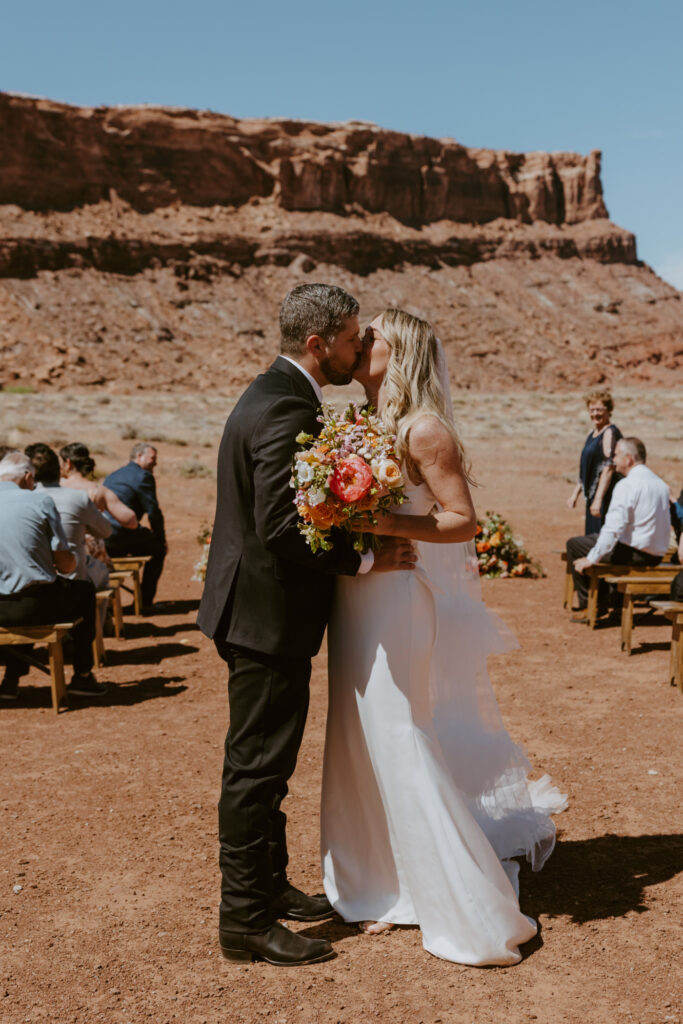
left=0, top=620, right=82, bottom=714
left=606, top=574, right=679, bottom=654
left=584, top=562, right=678, bottom=629
left=648, top=601, right=683, bottom=693
left=109, top=556, right=153, bottom=616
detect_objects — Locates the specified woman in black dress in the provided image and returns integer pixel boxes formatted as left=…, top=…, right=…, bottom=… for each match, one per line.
left=567, top=390, right=622, bottom=533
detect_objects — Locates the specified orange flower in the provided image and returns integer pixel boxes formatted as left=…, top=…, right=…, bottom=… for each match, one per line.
left=309, top=503, right=337, bottom=529
left=476, top=541, right=490, bottom=554
left=490, top=531, right=502, bottom=546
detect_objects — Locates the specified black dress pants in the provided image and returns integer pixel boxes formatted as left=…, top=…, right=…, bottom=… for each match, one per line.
left=106, top=527, right=166, bottom=606
left=215, top=640, right=311, bottom=933
left=0, top=578, right=96, bottom=680
left=566, top=534, right=662, bottom=609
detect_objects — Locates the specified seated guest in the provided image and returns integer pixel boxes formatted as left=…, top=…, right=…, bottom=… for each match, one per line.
left=0, top=452, right=105, bottom=700
left=567, top=437, right=671, bottom=620
left=25, top=443, right=113, bottom=589
left=104, top=443, right=167, bottom=612
left=59, top=442, right=138, bottom=530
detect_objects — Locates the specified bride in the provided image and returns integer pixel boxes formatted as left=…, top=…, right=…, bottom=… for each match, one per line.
left=321, top=308, right=566, bottom=966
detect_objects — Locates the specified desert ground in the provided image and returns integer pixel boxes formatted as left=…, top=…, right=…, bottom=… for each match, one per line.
left=0, top=388, right=681, bottom=1024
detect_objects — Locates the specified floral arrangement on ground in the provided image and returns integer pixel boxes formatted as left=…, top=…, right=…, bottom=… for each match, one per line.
left=192, top=525, right=211, bottom=582
left=475, top=511, right=544, bottom=578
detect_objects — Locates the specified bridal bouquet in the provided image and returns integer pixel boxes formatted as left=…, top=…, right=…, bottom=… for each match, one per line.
left=292, top=403, right=406, bottom=553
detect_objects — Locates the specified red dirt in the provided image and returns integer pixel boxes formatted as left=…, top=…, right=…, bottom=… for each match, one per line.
left=1, top=432, right=681, bottom=1024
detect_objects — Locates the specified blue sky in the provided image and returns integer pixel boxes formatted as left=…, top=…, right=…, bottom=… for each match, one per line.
left=2, top=0, right=682, bottom=288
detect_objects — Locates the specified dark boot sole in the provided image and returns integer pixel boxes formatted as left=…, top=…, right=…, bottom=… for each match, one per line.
left=279, top=909, right=334, bottom=922
left=220, top=946, right=335, bottom=966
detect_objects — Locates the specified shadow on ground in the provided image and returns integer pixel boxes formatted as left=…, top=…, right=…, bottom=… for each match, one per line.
left=2, top=675, right=187, bottom=711
left=522, top=833, right=683, bottom=923
left=121, top=598, right=201, bottom=617
left=107, top=641, right=200, bottom=666
left=116, top=620, right=199, bottom=640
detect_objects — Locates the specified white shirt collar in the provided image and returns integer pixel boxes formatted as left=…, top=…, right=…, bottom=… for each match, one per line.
left=280, top=356, right=323, bottom=404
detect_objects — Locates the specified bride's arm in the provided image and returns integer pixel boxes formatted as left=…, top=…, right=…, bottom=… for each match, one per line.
left=366, top=416, right=477, bottom=544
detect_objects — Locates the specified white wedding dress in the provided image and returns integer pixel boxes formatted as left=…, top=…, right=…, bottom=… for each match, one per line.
left=321, top=477, right=567, bottom=966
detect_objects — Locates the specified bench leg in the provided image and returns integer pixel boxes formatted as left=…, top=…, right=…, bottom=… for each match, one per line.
left=587, top=574, right=599, bottom=629
left=93, top=602, right=105, bottom=669
left=563, top=568, right=574, bottom=609
left=48, top=640, right=68, bottom=714
left=132, top=569, right=142, bottom=616
left=672, top=623, right=682, bottom=693
left=621, top=593, right=634, bottom=654
left=112, top=587, right=124, bottom=639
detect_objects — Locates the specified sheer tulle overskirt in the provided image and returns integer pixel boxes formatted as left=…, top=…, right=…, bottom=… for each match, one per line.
left=321, top=484, right=566, bottom=965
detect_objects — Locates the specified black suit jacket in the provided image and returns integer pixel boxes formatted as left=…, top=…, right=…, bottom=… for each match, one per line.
left=197, top=357, right=361, bottom=658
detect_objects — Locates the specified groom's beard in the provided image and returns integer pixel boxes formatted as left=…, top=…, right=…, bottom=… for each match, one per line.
left=320, top=352, right=361, bottom=386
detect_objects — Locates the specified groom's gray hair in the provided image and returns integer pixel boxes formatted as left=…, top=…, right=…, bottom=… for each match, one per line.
left=279, top=284, right=359, bottom=355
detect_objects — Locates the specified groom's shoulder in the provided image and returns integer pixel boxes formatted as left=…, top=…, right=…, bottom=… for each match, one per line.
left=233, top=360, right=313, bottom=417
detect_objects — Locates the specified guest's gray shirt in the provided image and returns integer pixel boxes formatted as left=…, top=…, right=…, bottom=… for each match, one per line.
left=35, top=482, right=112, bottom=581
left=0, top=481, right=70, bottom=594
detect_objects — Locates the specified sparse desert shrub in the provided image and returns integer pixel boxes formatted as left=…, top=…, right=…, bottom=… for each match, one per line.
left=178, top=456, right=213, bottom=479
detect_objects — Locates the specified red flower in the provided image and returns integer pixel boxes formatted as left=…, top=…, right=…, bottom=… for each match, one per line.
left=329, top=455, right=373, bottom=503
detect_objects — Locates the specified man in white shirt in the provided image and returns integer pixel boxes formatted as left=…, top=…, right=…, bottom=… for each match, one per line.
left=567, top=437, right=671, bottom=618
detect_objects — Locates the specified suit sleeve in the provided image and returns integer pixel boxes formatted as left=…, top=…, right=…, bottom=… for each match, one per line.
left=137, top=472, right=165, bottom=538
left=252, top=396, right=361, bottom=576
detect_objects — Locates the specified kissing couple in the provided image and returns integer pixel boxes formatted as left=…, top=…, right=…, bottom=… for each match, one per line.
left=197, top=283, right=566, bottom=967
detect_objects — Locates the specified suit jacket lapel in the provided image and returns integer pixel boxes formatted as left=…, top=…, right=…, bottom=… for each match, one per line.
left=270, top=356, right=321, bottom=408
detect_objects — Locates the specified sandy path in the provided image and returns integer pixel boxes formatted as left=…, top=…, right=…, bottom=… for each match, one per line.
left=0, top=395, right=681, bottom=1024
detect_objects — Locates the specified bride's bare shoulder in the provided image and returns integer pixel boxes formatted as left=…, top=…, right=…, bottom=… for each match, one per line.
left=406, top=414, right=453, bottom=451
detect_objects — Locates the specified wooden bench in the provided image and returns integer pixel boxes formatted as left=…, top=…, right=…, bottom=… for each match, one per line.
left=584, top=562, right=677, bottom=629
left=649, top=601, right=683, bottom=693
left=605, top=573, right=680, bottom=654
left=109, top=556, right=153, bottom=616
left=0, top=620, right=82, bottom=714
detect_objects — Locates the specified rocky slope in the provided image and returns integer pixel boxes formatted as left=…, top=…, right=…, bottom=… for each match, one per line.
left=0, top=93, right=680, bottom=393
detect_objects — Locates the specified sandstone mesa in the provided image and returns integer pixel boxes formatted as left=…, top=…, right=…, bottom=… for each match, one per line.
left=0, top=93, right=680, bottom=393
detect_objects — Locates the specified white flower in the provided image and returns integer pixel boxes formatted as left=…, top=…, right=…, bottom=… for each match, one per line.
left=297, top=462, right=315, bottom=485
left=376, top=459, right=403, bottom=488
left=308, top=487, right=326, bottom=507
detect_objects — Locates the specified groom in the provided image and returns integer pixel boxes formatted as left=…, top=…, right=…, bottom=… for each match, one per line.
left=198, top=284, right=415, bottom=966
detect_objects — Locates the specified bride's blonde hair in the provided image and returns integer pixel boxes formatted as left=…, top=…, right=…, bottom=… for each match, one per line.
left=379, top=308, right=474, bottom=483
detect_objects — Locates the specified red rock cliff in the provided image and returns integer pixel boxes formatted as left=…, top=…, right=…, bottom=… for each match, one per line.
left=0, top=94, right=606, bottom=225
left=0, top=93, right=679, bottom=394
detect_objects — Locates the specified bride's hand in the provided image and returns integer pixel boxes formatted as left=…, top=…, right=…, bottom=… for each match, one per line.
left=358, top=512, right=397, bottom=536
